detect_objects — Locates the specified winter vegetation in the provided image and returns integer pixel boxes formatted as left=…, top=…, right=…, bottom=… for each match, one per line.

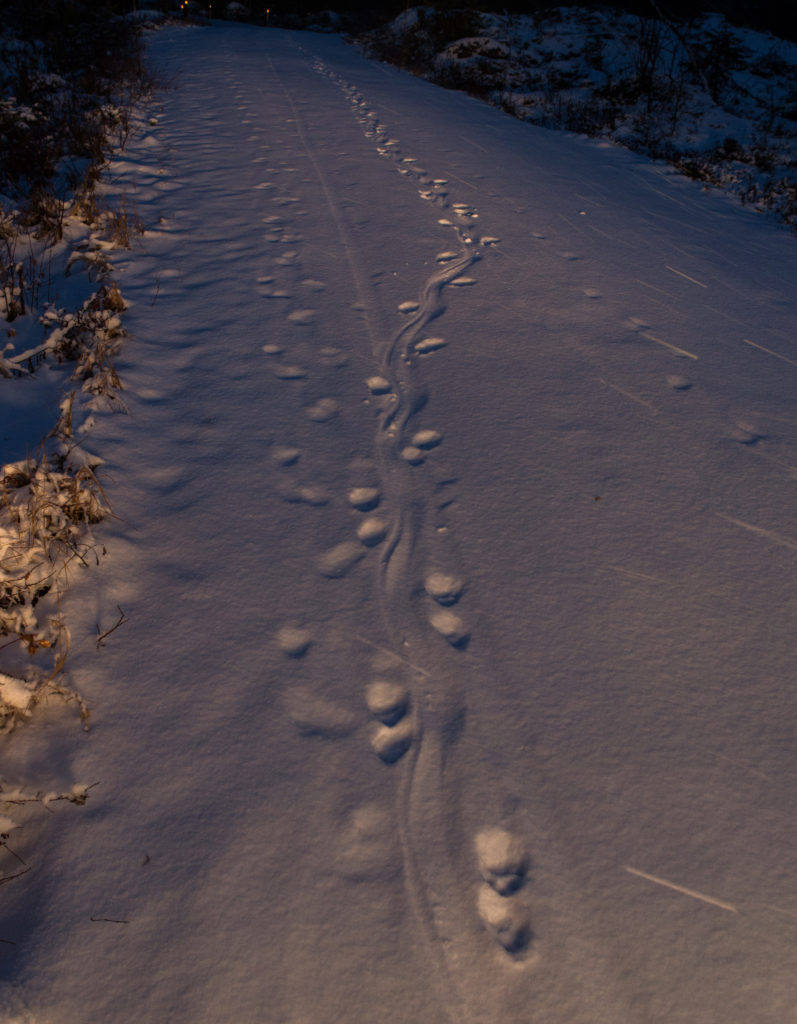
left=359, top=6, right=797, bottom=226
left=0, top=1, right=153, bottom=860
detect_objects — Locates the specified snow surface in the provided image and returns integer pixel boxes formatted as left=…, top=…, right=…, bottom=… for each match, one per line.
left=3, top=20, right=797, bottom=1024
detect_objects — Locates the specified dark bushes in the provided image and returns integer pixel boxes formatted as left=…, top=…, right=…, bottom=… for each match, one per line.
left=0, top=0, right=142, bottom=224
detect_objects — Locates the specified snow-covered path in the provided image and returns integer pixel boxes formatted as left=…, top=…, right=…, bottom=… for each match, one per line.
left=4, top=22, right=797, bottom=1023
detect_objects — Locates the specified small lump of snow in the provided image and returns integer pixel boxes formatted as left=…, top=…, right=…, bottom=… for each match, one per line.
left=429, top=609, right=469, bottom=646
left=411, top=429, right=442, bottom=450
left=271, top=446, right=300, bottom=466
left=287, top=309, right=316, bottom=325
left=370, top=717, right=413, bottom=763
left=276, top=626, right=312, bottom=657
left=366, top=376, right=392, bottom=395
left=306, top=398, right=340, bottom=422
left=318, top=541, right=366, bottom=578
left=357, top=517, right=389, bottom=546
left=0, top=673, right=33, bottom=710
left=414, top=337, right=447, bottom=355
left=293, top=485, right=329, bottom=506
left=347, top=486, right=380, bottom=511
left=285, top=687, right=357, bottom=738
left=476, top=884, right=530, bottom=952
left=475, top=827, right=527, bottom=894
left=273, top=364, right=307, bottom=380
left=365, top=680, right=409, bottom=725
left=424, top=571, right=464, bottom=606
left=0, top=815, right=19, bottom=836
left=401, top=446, right=425, bottom=465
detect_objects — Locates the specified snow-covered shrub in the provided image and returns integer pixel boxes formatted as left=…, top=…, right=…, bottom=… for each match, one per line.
left=361, top=7, right=484, bottom=74
left=226, top=2, right=250, bottom=20
left=434, top=37, right=510, bottom=95
left=0, top=210, right=46, bottom=323
left=358, top=6, right=797, bottom=227
left=0, top=0, right=145, bottom=883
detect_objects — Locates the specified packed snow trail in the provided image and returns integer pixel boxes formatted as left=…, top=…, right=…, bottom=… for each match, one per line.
left=3, top=22, right=797, bottom=1024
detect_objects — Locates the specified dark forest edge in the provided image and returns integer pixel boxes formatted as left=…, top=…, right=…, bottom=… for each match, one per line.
left=208, top=0, right=796, bottom=41
left=355, top=6, right=797, bottom=227
left=1, top=1, right=156, bottom=236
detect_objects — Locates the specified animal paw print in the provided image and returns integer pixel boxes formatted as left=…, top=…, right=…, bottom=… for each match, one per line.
left=474, top=827, right=531, bottom=954
left=425, top=570, right=469, bottom=647
left=366, top=679, right=413, bottom=764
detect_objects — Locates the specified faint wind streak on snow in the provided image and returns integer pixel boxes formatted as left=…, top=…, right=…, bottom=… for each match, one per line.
left=460, top=135, right=489, bottom=154
left=665, top=264, right=708, bottom=288
left=603, top=565, right=664, bottom=583
left=640, top=330, right=699, bottom=360
left=636, top=278, right=678, bottom=301
left=716, top=514, right=797, bottom=552
left=743, top=337, right=797, bottom=368
left=625, top=866, right=738, bottom=913
left=597, top=377, right=658, bottom=413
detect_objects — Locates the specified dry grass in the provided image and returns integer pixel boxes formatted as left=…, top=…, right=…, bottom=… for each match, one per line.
left=0, top=0, right=153, bottom=874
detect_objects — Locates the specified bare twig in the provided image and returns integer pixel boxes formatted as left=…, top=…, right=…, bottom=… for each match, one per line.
left=96, top=605, right=129, bottom=648
left=0, top=867, right=31, bottom=887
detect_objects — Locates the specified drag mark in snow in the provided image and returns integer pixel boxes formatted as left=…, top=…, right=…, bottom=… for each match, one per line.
left=716, top=514, right=797, bottom=552
left=665, top=265, right=708, bottom=288
left=624, top=866, right=738, bottom=913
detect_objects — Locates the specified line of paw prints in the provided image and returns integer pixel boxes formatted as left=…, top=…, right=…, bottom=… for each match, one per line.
left=312, top=65, right=505, bottom=252
left=275, top=560, right=467, bottom=763
left=474, top=827, right=532, bottom=957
